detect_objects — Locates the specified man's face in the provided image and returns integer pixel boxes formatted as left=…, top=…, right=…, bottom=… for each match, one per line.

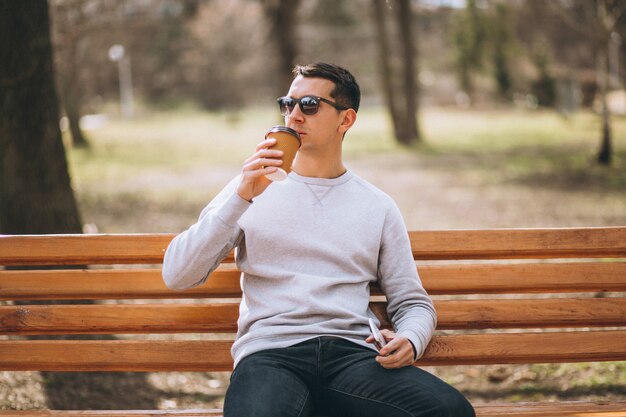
left=283, top=75, right=347, bottom=152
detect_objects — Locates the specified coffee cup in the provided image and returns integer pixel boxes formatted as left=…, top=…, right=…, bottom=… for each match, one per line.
left=264, top=126, right=301, bottom=181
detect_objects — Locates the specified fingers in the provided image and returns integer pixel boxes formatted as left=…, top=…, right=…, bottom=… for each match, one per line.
left=365, top=327, right=414, bottom=369
left=375, top=337, right=415, bottom=369
left=236, top=138, right=284, bottom=202
left=243, top=140, right=284, bottom=172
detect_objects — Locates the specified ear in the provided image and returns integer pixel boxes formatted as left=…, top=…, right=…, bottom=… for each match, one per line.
left=337, top=109, right=357, bottom=135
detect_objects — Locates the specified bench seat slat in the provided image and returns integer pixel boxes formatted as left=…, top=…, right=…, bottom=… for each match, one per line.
left=1, top=330, right=624, bottom=371
left=422, top=330, right=626, bottom=365
left=3, top=402, right=626, bottom=416
left=473, top=401, right=626, bottom=416
left=2, top=262, right=625, bottom=301
left=0, top=410, right=224, bottom=416
left=3, top=298, right=625, bottom=335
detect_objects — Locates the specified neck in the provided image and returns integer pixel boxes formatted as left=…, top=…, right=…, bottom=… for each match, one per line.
left=291, top=148, right=346, bottom=179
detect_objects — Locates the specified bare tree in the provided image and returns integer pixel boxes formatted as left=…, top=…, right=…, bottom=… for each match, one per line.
left=372, top=0, right=405, bottom=139
left=0, top=0, right=82, bottom=234
left=262, top=0, right=302, bottom=96
left=594, top=0, right=626, bottom=165
left=396, top=0, right=420, bottom=143
left=52, top=0, right=91, bottom=147
left=371, top=0, right=420, bottom=145
left=551, top=0, right=626, bottom=165
left=452, top=0, right=487, bottom=104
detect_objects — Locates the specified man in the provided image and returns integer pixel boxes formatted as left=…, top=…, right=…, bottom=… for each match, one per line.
left=163, top=62, right=474, bottom=417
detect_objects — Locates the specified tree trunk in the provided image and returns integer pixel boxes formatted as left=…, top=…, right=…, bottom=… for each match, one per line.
left=64, top=82, right=90, bottom=148
left=372, top=0, right=406, bottom=141
left=396, top=0, right=420, bottom=144
left=596, top=0, right=613, bottom=165
left=67, top=104, right=89, bottom=148
left=0, top=0, right=82, bottom=234
left=597, top=45, right=612, bottom=165
left=59, top=40, right=89, bottom=148
left=262, top=0, right=301, bottom=97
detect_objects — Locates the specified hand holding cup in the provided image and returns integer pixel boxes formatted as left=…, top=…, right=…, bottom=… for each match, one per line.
left=236, top=126, right=301, bottom=202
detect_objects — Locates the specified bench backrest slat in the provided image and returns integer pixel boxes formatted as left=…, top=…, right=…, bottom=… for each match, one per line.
left=410, top=227, right=626, bottom=259
left=1, top=262, right=625, bottom=301
left=1, top=227, right=624, bottom=266
left=2, top=298, right=625, bottom=335
left=0, top=234, right=174, bottom=266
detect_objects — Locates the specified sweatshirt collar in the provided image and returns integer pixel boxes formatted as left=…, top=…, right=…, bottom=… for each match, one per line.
left=288, top=170, right=353, bottom=186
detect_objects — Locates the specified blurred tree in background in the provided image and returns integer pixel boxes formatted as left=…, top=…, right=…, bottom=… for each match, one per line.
left=490, top=2, right=514, bottom=102
left=0, top=0, right=82, bottom=235
left=262, top=0, right=302, bottom=98
left=546, top=0, right=626, bottom=165
left=372, top=0, right=421, bottom=145
left=4, top=0, right=624, bottom=203
left=452, top=0, right=486, bottom=105
left=45, top=0, right=626, bottom=114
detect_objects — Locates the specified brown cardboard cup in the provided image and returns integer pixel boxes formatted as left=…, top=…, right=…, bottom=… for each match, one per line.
left=264, top=126, right=301, bottom=181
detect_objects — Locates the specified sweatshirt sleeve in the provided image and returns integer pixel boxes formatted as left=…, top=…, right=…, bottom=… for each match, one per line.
left=162, top=176, right=250, bottom=290
left=376, top=201, right=437, bottom=360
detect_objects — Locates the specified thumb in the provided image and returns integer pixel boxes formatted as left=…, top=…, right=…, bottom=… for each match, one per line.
left=379, top=335, right=402, bottom=356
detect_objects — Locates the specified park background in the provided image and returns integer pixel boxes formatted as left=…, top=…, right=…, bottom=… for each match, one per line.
left=1, top=0, right=625, bottom=411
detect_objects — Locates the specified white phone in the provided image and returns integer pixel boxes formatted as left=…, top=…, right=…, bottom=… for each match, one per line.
left=368, top=318, right=387, bottom=351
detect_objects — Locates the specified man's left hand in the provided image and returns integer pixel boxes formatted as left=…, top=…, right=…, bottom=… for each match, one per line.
left=365, top=329, right=415, bottom=369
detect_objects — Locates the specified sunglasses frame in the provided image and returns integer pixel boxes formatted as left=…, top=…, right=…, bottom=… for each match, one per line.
left=277, top=95, right=349, bottom=116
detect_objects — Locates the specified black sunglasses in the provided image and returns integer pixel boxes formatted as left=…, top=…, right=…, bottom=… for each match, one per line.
left=277, top=95, right=349, bottom=116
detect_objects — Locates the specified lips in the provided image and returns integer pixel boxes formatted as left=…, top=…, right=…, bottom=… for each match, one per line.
left=288, top=126, right=306, bottom=137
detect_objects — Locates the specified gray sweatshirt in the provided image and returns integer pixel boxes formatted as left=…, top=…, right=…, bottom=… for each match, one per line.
left=162, top=170, right=436, bottom=367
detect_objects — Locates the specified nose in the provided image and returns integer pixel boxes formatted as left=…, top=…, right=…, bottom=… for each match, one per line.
left=286, top=102, right=305, bottom=123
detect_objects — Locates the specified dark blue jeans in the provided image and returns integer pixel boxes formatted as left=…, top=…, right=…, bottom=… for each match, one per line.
left=224, top=336, right=475, bottom=417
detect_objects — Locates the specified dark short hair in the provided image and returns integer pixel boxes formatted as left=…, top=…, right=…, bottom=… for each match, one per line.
left=293, top=62, right=361, bottom=113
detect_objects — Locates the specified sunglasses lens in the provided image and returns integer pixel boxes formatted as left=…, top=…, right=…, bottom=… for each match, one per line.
left=278, top=98, right=295, bottom=116
left=300, top=97, right=319, bottom=115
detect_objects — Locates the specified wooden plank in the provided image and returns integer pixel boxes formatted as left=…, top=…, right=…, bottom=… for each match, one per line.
left=0, top=304, right=240, bottom=335
left=1, top=227, right=625, bottom=266
left=418, top=262, right=626, bottom=295
left=409, top=227, right=626, bottom=260
left=473, top=401, right=626, bottom=416
left=2, top=262, right=625, bottom=301
left=379, top=297, right=626, bottom=330
left=3, top=298, right=625, bottom=336
left=2, top=402, right=626, bottom=417
left=0, top=269, right=241, bottom=300
left=0, top=410, right=225, bottom=416
left=1, top=330, right=624, bottom=371
left=419, top=330, right=626, bottom=366
left=0, top=234, right=175, bottom=266
left=0, top=340, right=235, bottom=372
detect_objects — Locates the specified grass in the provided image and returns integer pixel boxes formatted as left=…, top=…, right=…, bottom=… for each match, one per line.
left=418, top=108, right=626, bottom=190
left=69, top=106, right=626, bottom=184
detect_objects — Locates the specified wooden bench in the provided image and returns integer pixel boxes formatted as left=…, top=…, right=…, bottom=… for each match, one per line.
left=0, top=227, right=625, bottom=416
